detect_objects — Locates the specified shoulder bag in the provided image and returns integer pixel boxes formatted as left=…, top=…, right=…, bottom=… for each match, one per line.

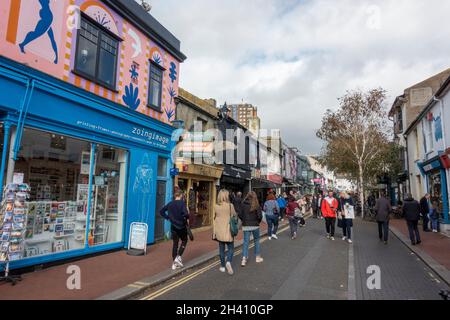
left=229, top=204, right=239, bottom=237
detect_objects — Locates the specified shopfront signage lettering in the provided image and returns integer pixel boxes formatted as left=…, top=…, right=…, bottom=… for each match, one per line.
left=75, top=120, right=170, bottom=150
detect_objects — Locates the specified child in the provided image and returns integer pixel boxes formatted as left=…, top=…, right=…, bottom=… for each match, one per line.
left=429, top=201, right=440, bottom=233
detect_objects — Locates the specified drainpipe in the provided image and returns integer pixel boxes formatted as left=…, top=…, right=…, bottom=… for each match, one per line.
left=434, top=96, right=450, bottom=224
left=0, top=122, right=11, bottom=201
left=13, top=79, right=35, bottom=160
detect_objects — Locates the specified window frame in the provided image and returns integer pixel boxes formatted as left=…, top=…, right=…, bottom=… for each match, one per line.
left=73, top=13, right=122, bottom=92
left=147, top=61, right=165, bottom=112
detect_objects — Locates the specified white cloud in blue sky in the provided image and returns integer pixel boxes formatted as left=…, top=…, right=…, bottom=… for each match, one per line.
left=144, top=0, right=450, bottom=154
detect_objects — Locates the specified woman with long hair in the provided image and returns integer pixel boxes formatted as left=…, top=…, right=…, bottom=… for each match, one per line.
left=213, top=189, right=237, bottom=275
left=286, top=195, right=301, bottom=239
left=238, top=191, right=263, bottom=267
left=264, top=192, right=280, bottom=240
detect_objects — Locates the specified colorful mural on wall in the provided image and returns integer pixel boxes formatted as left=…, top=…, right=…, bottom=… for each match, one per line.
left=0, top=0, right=180, bottom=125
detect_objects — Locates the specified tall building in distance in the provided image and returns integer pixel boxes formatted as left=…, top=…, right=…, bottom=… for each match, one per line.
left=228, top=103, right=260, bottom=132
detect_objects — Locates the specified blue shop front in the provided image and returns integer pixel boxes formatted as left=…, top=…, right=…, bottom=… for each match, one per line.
left=0, top=58, right=175, bottom=270
left=418, top=156, right=450, bottom=224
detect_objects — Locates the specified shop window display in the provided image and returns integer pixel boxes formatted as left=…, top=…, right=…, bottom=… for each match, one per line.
left=9, top=128, right=126, bottom=259
left=89, top=144, right=126, bottom=246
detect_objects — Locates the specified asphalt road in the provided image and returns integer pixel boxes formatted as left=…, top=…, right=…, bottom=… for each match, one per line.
left=135, top=218, right=449, bottom=300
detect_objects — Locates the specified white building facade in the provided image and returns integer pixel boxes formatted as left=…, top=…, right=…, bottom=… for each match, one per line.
left=405, top=76, right=450, bottom=231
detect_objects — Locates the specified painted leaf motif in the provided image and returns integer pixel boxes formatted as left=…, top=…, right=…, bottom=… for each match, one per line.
left=122, top=83, right=141, bottom=110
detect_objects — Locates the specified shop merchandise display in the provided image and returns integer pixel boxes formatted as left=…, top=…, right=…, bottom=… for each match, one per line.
left=0, top=183, right=30, bottom=285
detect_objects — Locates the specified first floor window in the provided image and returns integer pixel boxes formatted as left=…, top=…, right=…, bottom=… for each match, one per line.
left=148, top=62, right=163, bottom=110
left=74, top=16, right=119, bottom=90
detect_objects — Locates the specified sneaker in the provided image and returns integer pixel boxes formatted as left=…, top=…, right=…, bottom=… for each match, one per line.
left=433, top=230, right=438, bottom=233
left=272, top=234, right=278, bottom=240
left=326, top=234, right=331, bottom=239
left=384, top=241, right=388, bottom=245
left=219, top=267, right=226, bottom=273
left=172, top=263, right=178, bottom=270
left=342, top=236, right=347, bottom=241
left=416, top=240, right=422, bottom=245
left=256, top=256, right=264, bottom=263
left=348, top=239, right=353, bottom=244
left=226, top=262, right=234, bottom=275
left=241, top=257, right=247, bottom=267
left=293, top=232, right=297, bottom=239
left=268, top=236, right=272, bottom=240
left=175, top=256, right=183, bottom=268
left=330, top=237, right=335, bottom=241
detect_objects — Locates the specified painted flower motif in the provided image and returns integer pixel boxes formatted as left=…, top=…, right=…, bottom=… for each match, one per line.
left=129, top=64, right=139, bottom=82
left=164, top=107, right=175, bottom=121
left=169, top=62, right=177, bottom=83
left=122, top=83, right=141, bottom=110
left=94, top=11, right=111, bottom=28
left=152, top=52, right=162, bottom=65
left=168, top=86, right=177, bottom=104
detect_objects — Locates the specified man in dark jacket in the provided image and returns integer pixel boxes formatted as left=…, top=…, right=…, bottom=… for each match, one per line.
left=402, top=194, right=422, bottom=245
left=232, top=191, right=243, bottom=214
left=160, top=191, right=190, bottom=270
left=374, top=192, right=392, bottom=244
left=419, top=193, right=431, bottom=232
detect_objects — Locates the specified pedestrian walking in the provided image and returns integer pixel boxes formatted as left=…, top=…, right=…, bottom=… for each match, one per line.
left=297, top=196, right=307, bottom=227
left=286, top=196, right=301, bottom=240
left=429, top=201, right=440, bottom=233
left=213, top=190, right=237, bottom=275
left=232, top=191, right=243, bottom=214
left=402, top=194, right=422, bottom=245
left=277, top=194, right=287, bottom=221
left=338, top=192, right=355, bottom=244
left=316, top=193, right=324, bottom=219
left=321, top=190, right=338, bottom=240
left=264, top=193, right=280, bottom=240
left=374, top=192, right=392, bottom=244
left=419, top=194, right=431, bottom=232
left=159, top=190, right=190, bottom=270
left=238, top=191, right=263, bottom=267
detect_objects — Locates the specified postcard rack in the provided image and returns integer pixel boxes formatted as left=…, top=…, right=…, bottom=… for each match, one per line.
left=0, top=183, right=30, bottom=285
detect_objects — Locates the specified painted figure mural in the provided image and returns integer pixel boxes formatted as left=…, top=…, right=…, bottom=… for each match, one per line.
left=133, top=153, right=154, bottom=224
left=18, top=0, right=58, bottom=64
left=434, top=115, right=443, bottom=142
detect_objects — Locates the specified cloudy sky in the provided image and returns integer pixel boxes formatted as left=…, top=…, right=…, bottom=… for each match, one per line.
left=146, top=0, right=450, bottom=154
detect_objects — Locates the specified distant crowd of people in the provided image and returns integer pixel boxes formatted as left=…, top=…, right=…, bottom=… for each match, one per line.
left=159, top=187, right=441, bottom=274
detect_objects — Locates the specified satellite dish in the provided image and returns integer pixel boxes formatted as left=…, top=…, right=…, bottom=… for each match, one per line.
left=141, top=0, right=152, bottom=12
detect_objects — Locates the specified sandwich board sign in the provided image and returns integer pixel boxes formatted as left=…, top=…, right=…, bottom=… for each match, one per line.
left=127, top=222, right=148, bottom=256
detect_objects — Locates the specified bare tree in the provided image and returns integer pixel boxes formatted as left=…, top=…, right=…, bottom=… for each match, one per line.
left=317, top=88, right=388, bottom=218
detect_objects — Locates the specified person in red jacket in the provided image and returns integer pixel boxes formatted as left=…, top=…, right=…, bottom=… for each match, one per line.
left=321, top=190, right=339, bottom=240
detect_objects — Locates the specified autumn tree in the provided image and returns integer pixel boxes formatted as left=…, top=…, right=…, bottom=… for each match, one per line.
left=317, top=88, right=389, bottom=217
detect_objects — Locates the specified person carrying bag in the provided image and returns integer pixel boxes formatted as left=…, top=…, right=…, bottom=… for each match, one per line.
left=213, top=190, right=237, bottom=275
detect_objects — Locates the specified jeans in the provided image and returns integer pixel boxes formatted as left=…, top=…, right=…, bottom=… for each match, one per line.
left=377, top=221, right=389, bottom=242
left=288, top=216, right=299, bottom=237
left=325, top=217, right=336, bottom=236
left=407, top=220, right=421, bottom=243
left=171, top=226, right=188, bottom=260
left=279, top=208, right=286, bottom=220
left=266, top=214, right=279, bottom=237
left=430, top=218, right=439, bottom=231
left=242, top=229, right=261, bottom=259
left=219, top=241, right=234, bottom=267
left=342, top=219, right=352, bottom=239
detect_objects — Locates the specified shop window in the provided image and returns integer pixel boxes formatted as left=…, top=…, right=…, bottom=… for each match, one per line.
left=74, top=16, right=119, bottom=90
left=157, top=157, right=168, bottom=177
left=148, top=62, right=163, bottom=111
left=8, top=128, right=127, bottom=259
left=89, top=144, right=127, bottom=247
left=13, top=128, right=92, bottom=258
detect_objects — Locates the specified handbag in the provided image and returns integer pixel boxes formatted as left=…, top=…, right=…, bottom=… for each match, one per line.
left=229, top=204, right=239, bottom=237
left=294, top=207, right=303, bottom=218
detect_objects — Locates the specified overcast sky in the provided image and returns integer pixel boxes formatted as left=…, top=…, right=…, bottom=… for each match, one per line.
left=146, top=0, right=450, bottom=155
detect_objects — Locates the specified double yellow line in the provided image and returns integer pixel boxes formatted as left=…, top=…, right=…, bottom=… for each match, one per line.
left=140, top=225, right=290, bottom=300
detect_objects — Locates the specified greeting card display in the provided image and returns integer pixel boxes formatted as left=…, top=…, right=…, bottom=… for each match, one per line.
left=0, top=183, right=30, bottom=285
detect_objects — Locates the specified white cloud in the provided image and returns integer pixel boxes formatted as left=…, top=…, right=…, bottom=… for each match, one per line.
left=145, top=0, right=450, bottom=153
